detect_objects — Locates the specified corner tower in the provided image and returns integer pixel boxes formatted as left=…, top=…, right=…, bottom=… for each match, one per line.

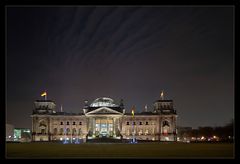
left=153, top=91, right=177, bottom=141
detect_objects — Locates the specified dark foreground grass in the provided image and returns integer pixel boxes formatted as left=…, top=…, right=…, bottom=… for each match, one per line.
left=6, top=142, right=234, bottom=158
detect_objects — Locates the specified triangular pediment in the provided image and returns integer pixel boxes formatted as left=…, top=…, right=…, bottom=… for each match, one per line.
left=86, top=107, right=122, bottom=115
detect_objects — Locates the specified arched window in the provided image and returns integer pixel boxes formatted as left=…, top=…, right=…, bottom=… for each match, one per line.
left=66, top=128, right=70, bottom=135
left=146, top=121, right=149, bottom=125
left=39, top=120, right=46, bottom=127
left=163, top=121, right=169, bottom=127
left=67, top=122, right=69, bottom=125
left=126, top=122, right=129, bottom=125
left=162, top=121, right=170, bottom=135
left=60, top=122, right=63, bottom=125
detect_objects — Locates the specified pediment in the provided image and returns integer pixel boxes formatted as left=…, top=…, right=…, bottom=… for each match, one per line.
left=86, top=107, right=122, bottom=115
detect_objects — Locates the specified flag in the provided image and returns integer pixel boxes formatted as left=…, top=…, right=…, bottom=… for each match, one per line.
left=131, top=105, right=135, bottom=117
left=41, top=91, right=47, bottom=97
left=161, top=91, right=164, bottom=97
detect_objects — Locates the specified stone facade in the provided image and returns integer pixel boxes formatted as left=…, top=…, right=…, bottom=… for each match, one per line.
left=31, top=97, right=177, bottom=142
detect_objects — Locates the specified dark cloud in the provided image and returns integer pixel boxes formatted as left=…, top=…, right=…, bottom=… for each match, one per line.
left=7, top=7, right=234, bottom=129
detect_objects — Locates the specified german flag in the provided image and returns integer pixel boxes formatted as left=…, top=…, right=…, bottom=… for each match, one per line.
left=41, top=91, right=47, bottom=97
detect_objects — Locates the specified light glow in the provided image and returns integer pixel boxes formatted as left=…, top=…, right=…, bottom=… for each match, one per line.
left=90, top=97, right=118, bottom=107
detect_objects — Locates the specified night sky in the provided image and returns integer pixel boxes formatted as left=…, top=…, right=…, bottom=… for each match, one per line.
left=6, top=7, right=234, bottom=129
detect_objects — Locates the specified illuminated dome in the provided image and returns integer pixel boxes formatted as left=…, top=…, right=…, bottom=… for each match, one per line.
left=90, top=97, right=118, bottom=107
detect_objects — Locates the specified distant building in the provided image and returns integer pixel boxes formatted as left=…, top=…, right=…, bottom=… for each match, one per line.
left=177, top=126, right=193, bottom=142
left=14, top=128, right=31, bottom=142
left=177, top=126, right=192, bottom=132
left=6, top=124, right=14, bottom=141
left=31, top=96, right=177, bottom=142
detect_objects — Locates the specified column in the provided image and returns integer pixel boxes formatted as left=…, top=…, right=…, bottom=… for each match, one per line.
left=93, top=118, right=96, bottom=135
left=118, top=118, right=120, bottom=131
left=107, top=117, right=109, bottom=133
left=119, top=117, right=122, bottom=132
left=91, top=118, right=94, bottom=134
left=113, top=118, right=116, bottom=136
left=88, top=117, right=91, bottom=134
left=100, top=118, right=101, bottom=132
left=87, top=118, right=89, bottom=132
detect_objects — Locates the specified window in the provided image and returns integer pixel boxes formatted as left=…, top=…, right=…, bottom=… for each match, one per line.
left=163, top=120, right=169, bottom=127
left=41, top=129, right=45, bottom=134
left=60, top=122, right=63, bottom=125
left=67, top=122, right=69, bottom=125
left=53, top=128, right=57, bottom=135
left=72, top=128, right=76, bottom=135
left=146, top=121, right=149, bottom=125
left=133, top=122, right=136, bottom=125
left=139, top=122, right=142, bottom=125
left=66, top=128, right=70, bottom=135
left=59, top=128, right=63, bottom=135
left=145, top=129, right=149, bottom=135
left=126, top=122, right=129, bottom=125
left=73, top=122, right=75, bottom=125
left=79, top=122, right=82, bottom=125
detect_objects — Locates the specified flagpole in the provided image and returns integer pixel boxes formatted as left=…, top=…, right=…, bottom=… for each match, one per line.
left=132, top=106, right=135, bottom=143
left=45, top=91, right=47, bottom=100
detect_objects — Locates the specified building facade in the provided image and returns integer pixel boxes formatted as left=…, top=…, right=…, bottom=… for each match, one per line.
left=31, top=97, right=177, bottom=142
left=6, top=124, right=14, bottom=141
left=14, top=128, right=32, bottom=142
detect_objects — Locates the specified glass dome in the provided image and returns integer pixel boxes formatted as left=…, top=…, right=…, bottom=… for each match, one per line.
left=90, top=97, right=118, bottom=107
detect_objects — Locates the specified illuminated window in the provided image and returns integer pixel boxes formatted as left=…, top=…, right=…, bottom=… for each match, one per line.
left=59, top=128, right=63, bottom=135
left=145, top=129, right=148, bottom=135
left=66, top=128, right=70, bottom=135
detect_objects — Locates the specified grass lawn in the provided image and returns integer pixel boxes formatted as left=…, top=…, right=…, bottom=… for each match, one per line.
left=6, top=142, right=234, bottom=158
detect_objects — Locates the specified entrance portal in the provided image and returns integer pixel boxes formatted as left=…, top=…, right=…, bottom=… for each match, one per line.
left=95, top=118, right=113, bottom=137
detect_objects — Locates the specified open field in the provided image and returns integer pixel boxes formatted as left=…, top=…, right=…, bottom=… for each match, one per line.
left=6, top=142, right=234, bottom=158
